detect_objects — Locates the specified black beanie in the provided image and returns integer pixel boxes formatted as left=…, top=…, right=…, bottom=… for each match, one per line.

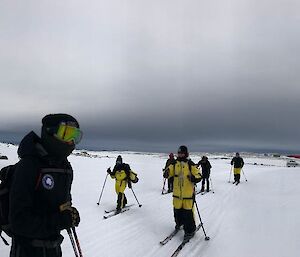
left=40, top=114, right=79, bottom=160
left=116, top=155, right=123, bottom=164
left=42, top=114, right=79, bottom=130
left=178, top=145, right=188, bottom=157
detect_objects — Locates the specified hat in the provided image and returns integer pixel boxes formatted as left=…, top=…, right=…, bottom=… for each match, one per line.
left=116, top=155, right=123, bottom=164
left=40, top=114, right=80, bottom=158
left=42, top=114, right=79, bottom=130
left=178, top=145, right=188, bottom=157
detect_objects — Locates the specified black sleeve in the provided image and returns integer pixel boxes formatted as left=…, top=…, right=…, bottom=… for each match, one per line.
left=112, top=164, right=118, bottom=174
left=231, top=158, right=234, bottom=165
left=208, top=161, right=212, bottom=169
left=9, top=159, right=65, bottom=238
left=164, top=160, right=169, bottom=169
left=124, top=164, right=131, bottom=178
left=241, top=158, right=244, bottom=168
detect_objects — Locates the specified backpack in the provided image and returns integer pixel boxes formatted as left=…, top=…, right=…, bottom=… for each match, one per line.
left=0, top=164, right=16, bottom=245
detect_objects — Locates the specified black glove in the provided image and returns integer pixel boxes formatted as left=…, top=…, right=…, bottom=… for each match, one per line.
left=128, top=180, right=132, bottom=188
left=188, top=175, right=196, bottom=183
left=107, top=168, right=112, bottom=175
left=59, top=202, right=80, bottom=229
left=163, top=170, right=169, bottom=178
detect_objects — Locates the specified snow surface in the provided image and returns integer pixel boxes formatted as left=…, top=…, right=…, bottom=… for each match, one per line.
left=1, top=143, right=300, bottom=257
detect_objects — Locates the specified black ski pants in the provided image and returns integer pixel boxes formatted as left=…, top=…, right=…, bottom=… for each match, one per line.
left=201, top=172, right=210, bottom=191
left=10, top=236, right=63, bottom=257
left=174, top=208, right=196, bottom=234
left=234, top=174, right=240, bottom=183
left=117, top=192, right=127, bottom=210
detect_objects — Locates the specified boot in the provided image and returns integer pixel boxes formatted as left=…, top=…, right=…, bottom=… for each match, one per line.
left=183, top=231, right=195, bottom=241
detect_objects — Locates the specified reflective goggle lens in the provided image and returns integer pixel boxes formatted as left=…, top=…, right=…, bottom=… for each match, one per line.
left=55, top=123, right=82, bottom=144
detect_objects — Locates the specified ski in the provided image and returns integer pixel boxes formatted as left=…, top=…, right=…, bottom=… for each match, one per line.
left=162, top=191, right=172, bottom=195
left=104, top=204, right=134, bottom=214
left=103, top=207, right=131, bottom=219
left=159, top=229, right=180, bottom=245
left=196, top=190, right=210, bottom=195
left=170, top=224, right=204, bottom=257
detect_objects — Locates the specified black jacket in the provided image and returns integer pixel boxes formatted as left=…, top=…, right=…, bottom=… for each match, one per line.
left=112, top=163, right=131, bottom=176
left=198, top=160, right=211, bottom=178
left=9, top=131, right=73, bottom=242
left=231, top=157, right=244, bottom=168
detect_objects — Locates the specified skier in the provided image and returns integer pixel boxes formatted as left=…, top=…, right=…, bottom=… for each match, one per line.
left=164, top=153, right=175, bottom=193
left=230, top=152, right=244, bottom=184
left=163, top=146, right=202, bottom=241
left=197, top=156, right=212, bottom=193
left=9, top=114, right=82, bottom=257
left=107, top=155, right=138, bottom=213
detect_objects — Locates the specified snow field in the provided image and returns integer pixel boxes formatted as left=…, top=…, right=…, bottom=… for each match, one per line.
left=1, top=144, right=300, bottom=257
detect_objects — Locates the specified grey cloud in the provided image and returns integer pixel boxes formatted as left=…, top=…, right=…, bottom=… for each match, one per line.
left=0, top=0, right=300, bottom=152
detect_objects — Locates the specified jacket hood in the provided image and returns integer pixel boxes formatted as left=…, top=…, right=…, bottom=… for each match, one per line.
left=17, top=131, right=47, bottom=159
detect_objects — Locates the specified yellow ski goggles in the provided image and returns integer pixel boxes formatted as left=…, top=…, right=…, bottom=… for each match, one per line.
left=54, top=122, right=83, bottom=144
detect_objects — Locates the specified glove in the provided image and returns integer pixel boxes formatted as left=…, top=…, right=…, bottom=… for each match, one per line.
left=188, top=175, right=196, bottom=183
left=128, top=180, right=132, bottom=189
left=163, top=170, right=169, bottom=178
left=132, top=177, right=139, bottom=183
left=59, top=202, right=80, bottom=229
left=107, top=168, right=112, bottom=175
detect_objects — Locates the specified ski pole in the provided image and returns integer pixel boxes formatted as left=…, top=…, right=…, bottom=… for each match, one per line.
left=209, top=177, right=215, bottom=193
left=72, top=227, right=83, bottom=257
left=242, top=168, right=248, bottom=182
left=130, top=187, right=142, bottom=207
left=0, top=233, right=9, bottom=246
left=97, top=172, right=109, bottom=205
left=228, top=166, right=233, bottom=183
left=161, top=177, right=167, bottom=194
left=194, top=201, right=210, bottom=241
left=67, top=228, right=79, bottom=257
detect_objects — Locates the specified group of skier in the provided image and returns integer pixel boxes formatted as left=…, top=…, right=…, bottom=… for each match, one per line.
left=160, top=148, right=244, bottom=243
left=0, top=112, right=246, bottom=257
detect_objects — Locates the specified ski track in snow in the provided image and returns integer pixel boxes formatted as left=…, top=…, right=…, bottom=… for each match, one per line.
left=1, top=143, right=300, bottom=257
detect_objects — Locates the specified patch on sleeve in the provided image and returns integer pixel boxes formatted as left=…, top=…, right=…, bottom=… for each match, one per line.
left=42, top=174, right=55, bottom=190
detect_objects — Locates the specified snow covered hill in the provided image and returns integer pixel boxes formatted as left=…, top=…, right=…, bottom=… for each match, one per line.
left=1, top=143, right=300, bottom=257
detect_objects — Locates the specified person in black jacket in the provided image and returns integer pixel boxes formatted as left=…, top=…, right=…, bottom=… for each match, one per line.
left=230, top=152, right=244, bottom=184
left=164, top=153, right=175, bottom=193
left=9, top=114, right=82, bottom=257
left=197, top=156, right=212, bottom=192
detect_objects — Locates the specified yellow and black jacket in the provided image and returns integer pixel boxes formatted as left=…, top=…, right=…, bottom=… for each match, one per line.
left=110, top=163, right=138, bottom=194
left=164, top=159, right=201, bottom=210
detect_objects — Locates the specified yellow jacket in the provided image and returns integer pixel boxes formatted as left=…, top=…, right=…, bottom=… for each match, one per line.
left=110, top=163, right=138, bottom=194
left=166, top=159, right=202, bottom=210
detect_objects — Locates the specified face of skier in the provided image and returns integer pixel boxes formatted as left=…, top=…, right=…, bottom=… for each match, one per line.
left=116, top=155, right=123, bottom=164
left=177, top=145, right=188, bottom=159
left=41, top=114, right=82, bottom=159
left=177, top=152, right=186, bottom=158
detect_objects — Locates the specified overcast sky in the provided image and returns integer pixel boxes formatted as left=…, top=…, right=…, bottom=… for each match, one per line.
left=0, top=0, right=299, bottom=153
